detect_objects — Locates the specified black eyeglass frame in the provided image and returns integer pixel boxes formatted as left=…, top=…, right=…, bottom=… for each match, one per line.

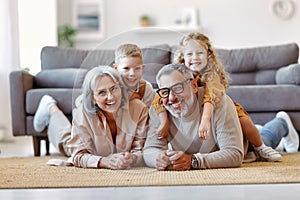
left=156, top=79, right=193, bottom=99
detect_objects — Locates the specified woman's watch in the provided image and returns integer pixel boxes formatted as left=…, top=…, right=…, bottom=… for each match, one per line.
left=191, top=155, right=199, bottom=169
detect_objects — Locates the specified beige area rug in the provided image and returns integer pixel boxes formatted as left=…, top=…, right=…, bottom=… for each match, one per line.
left=1, top=153, right=300, bottom=189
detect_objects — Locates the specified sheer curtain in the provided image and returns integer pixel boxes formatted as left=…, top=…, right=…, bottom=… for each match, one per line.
left=0, top=0, right=19, bottom=140
left=0, top=0, right=57, bottom=140
left=18, top=0, right=57, bottom=75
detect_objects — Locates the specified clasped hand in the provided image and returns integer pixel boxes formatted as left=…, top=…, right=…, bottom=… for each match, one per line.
left=156, top=150, right=192, bottom=171
left=100, top=152, right=134, bottom=170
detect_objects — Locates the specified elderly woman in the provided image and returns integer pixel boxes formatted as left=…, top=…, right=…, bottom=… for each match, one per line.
left=33, top=66, right=149, bottom=169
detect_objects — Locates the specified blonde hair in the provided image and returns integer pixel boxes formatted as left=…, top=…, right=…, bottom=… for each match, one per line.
left=174, top=32, right=229, bottom=89
left=114, top=44, right=143, bottom=65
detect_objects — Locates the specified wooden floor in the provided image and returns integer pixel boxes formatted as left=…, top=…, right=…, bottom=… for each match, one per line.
left=0, top=137, right=299, bottom=200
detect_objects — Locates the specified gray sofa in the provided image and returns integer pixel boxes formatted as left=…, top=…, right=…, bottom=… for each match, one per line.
left=9, top=43, right=300, bottom=156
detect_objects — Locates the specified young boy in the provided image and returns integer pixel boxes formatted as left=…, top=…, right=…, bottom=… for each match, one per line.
left=113, top=44, right=154, bottom=107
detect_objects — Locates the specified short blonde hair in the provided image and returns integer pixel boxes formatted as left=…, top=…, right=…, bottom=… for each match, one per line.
left=114, top=44, right=143, bottom=64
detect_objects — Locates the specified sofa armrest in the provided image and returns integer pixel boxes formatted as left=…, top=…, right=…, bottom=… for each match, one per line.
left=9, top=70, right=34, bottom=136
left=276, top=63, right=300, bottom=85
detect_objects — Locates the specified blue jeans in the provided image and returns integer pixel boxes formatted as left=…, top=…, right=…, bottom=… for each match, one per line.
left=260, top=117, right=288, bottom=149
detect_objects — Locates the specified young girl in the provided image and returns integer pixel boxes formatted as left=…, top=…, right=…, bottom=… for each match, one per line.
left=152, top=32, right=281, bottom=162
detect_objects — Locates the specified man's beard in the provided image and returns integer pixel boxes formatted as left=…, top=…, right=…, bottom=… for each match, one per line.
left=164, top=91, right=195, bottom=118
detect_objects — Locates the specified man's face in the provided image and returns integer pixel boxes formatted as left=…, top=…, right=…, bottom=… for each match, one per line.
left=114, top=57, right=144, bottom=91
left=158, top=71, right=197, bottom=118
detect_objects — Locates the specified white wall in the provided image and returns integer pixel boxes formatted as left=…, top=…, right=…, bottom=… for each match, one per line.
left=18, top=0, right=57, bottom=75
left=63, top=0, right=300, bottom=49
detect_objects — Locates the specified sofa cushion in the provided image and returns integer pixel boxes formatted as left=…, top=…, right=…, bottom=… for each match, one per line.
left=227, top=85, right=300, bottom=112
left=34, top=68, right=88, bottom=88
left=142, top=44, right=171, bottom=64
left=228, top=70, right=277, bottom=85
left=41, top=44, right=171, bottom=70
left=80, top=44, right=171, bottom=70
left=216, top=43, right=299, bottom=73
left=142, top=63, right=165, bottom=88
left=41, top=46, right=115, bottom=70
left=26, top=88, right=82, bottom=115
left=79, top=49, right=115, bottom=69
left=276, top=64, right=300, bottom=85
left=41, top=46, right=88, bottom=70
left=140, top=44, right=171, bottom=88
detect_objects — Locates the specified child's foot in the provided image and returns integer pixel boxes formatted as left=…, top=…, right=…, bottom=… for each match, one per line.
left=256, top=146, right=282, bottom=162
left=276, top=111, right=299, bottom=153
left=33, top=95, right=56, bottom=132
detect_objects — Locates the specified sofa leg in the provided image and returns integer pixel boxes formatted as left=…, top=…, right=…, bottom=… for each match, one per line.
left=32, top=136, right=40, bottom=156
left=32, top=136, right=50, bottom=156
left=45, top=138, right=50, bottom=155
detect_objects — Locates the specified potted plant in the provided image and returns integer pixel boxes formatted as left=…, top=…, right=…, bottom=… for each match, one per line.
left=22, top=67, right=30, bottom=73
left=139, top=15, right=151, bottom=27
left=57, top=24, right=77, bottom=48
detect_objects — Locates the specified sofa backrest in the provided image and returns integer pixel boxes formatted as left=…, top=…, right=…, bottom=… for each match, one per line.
left=37, top=43, right=299, bottom=89
left=38, top=44, right=171, bottom=88
left=216, top=43, right=299, bottom=85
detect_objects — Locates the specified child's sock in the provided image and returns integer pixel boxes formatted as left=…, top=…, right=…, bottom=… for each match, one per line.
left=254, top=143, right=266, bottom=151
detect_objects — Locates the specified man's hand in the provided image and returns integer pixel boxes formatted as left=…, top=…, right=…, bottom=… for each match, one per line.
left=156, top=150, right=171, bottom=170
left=167, top=151, right=193, bottom=171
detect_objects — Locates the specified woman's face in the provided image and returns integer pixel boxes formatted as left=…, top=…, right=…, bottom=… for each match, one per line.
left=183, top=40, right=208, bottom=73
left=92, top=75, right=122, bottom=114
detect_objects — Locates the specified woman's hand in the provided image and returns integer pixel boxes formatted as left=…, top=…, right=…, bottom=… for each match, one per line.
left=99, top=152, right=133, bottom=170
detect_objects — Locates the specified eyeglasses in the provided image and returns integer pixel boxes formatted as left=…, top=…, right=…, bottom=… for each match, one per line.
left=93, top=85, right=120, bottom=99
left=156, top=79, right=192, bottom=99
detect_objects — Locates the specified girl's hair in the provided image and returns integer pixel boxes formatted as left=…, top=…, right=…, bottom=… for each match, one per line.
left=114, top=44, right=143, bottom=65
left=174, top=32, right=229, bottom=89
left=81, top=65, right=128, bottom=115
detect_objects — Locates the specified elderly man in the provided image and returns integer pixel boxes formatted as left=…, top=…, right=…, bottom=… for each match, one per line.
left=143, top=64, right=244, bottom=170
left=143, top=64, right=298, bottom=171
